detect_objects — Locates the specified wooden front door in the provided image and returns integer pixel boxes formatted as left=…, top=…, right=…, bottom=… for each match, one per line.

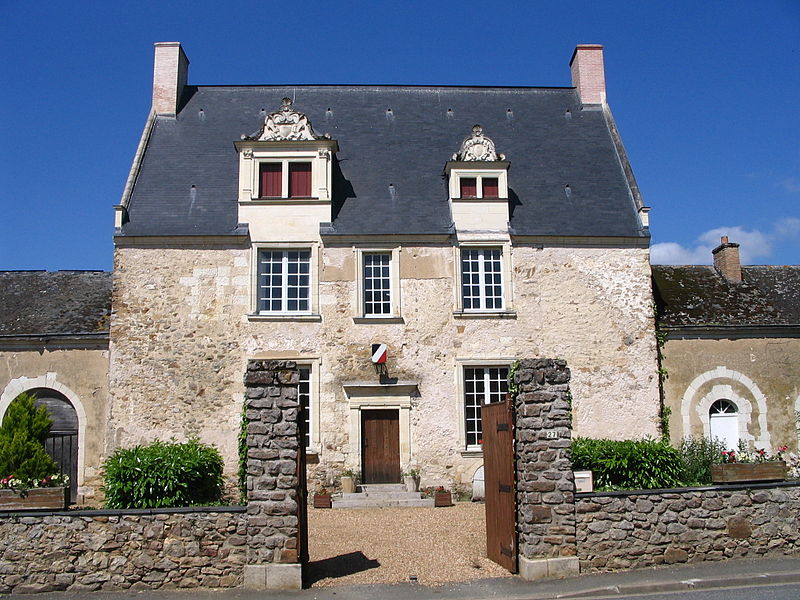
left=483, top=394, right=517, bottom=573
left=361, top=410, right=401, bottom=484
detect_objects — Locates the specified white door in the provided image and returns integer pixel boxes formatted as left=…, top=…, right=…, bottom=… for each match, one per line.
left=709, top=399, right=739, bottom=451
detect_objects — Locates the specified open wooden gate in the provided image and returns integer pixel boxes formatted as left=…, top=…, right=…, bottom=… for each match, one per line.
left=482, top=394, right=517, bottom=573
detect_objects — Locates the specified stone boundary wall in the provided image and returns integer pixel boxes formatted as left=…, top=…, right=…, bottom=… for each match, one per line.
left=0, top=507, right=246, bottom=594
left=577, top=482, right=800, bottom=571
left=0, top=360, right=305, bottom=594
left=513, top=358, right=580, bottom=580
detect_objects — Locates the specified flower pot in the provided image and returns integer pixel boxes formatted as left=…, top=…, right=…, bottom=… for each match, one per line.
left=434, top=491, right=453, bottom=507
left=404, top=475, right=420, bottom=493
left=313, top=493, right=332, bottom=508
left=341, top=476, right=356, bottom=494
left=0, top=487, right=68, bottom=511
left=711, top=461, right=786, bottom=484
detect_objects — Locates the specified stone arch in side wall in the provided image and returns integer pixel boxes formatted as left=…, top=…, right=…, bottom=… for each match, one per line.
left=1, top=373, right=88, bottom=487
left=681, top=366, right=771, bottom=452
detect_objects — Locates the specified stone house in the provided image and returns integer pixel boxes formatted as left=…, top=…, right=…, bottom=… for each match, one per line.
left=2, top=42, right=662, bottom=499
left=653, top=237, right=800, bottom=453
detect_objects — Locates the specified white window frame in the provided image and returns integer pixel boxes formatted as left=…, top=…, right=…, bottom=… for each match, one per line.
left=354, top=247, right=402, bottom=321
left=454, top=241, right=513, bottom=314
left=297, top=359, right=321, bottom=453
left=249, top=242, right=320, bottom=320
left=456, top=359, right=512, bottom=454
left=255, top=159, right=314, bottom=199
left=448, top=168, right=508, bottom=200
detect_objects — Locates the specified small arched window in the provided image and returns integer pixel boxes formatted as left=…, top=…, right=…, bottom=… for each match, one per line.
left=709, top=399, right=739, bottom=451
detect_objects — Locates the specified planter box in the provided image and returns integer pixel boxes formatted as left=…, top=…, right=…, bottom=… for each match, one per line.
left=0, top=487, right=68, bottom=511
left=313, top=494, right=332, bottom=509
left=711, top=461, right=786, bottom=484
left=434, top=491, right=453, bottom=507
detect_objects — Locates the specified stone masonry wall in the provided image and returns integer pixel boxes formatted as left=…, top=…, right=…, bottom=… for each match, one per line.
left=514, top=359, right=577, bottom=569
left=109, top=244, right=659, bottom=492
left=577, top=483, right=800, bottom=571
left=243, top=359, right=303, bottom=574
left=0, top=509, right=246, bottom=594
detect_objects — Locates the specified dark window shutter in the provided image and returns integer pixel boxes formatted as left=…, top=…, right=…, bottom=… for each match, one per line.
left=260, top=163, right=282, bottom=197
left=460, top=177, right=477, bottom=198
left=289, top=163, right=312, bottom=197
left=483, top=178, right=499, bottom=198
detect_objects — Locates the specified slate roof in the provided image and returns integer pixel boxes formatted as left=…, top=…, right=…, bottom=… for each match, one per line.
left=652, top=266, right=800, bottom=328
left=0, top=271, right=112, bottom=336
left=121, top=85, right=645, bottom=239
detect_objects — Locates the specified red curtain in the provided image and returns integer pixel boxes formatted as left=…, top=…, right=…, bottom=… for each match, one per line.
left=460, top=177, right=477, bottom=198
left=260, top=163, right=282, bottom=197
left=289, top=163, right=312, bottom=197
left=483, top=178, right=499, bottom=197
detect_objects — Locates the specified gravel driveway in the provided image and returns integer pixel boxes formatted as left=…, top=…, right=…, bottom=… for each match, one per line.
left=306, top=502, right=511, bottom=587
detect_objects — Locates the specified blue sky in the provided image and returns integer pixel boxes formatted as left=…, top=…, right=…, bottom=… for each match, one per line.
left=1, top=1, right=798, bottom=270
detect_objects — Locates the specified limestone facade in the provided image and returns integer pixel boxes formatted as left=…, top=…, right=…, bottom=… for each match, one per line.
left=109, top=241, right=659, bottom=490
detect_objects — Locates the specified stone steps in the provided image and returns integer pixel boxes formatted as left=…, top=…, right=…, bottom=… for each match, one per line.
left=331, top=483, right=434, bottom=509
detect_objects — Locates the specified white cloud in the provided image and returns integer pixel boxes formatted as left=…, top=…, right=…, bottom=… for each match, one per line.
left=651, top=222, right=794, bottom=265
left=779, top=177, right=800, bottom=194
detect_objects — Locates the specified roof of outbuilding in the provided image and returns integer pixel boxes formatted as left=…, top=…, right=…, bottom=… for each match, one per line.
left=120, top=85, right=646, bottom=239
left=652, top=265, right=800, bottom=328
left=0, top=271, right=112, bottom=336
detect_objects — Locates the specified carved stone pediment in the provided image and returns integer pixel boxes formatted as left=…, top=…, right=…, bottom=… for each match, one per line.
left=243, top=98, right=320, bottom=141
left=452, top=125, right=505, bottom=161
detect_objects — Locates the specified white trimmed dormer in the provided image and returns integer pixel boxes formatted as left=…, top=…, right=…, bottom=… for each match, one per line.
left=445, top=125, right=510, bottom=234
left=235, top=98, right=338, bottom=241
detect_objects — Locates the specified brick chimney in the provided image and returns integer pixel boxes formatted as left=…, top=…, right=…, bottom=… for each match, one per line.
left=152, top=42, right=189, bottom=117
left=569, top=44, right=606, bottom=105
left=712, top=236, right=742, bottom=282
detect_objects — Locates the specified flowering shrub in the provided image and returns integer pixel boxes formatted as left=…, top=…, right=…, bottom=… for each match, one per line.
left=0, top=473, right=69, bottom=490
left=785, top=452, right=800, bottom=479
left=718, top=442, right=790, bottom=464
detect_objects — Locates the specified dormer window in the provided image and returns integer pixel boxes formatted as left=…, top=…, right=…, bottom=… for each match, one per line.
left=235, top=98, right=338, bottom=204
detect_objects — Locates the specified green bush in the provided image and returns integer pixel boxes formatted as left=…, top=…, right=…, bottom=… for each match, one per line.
left=0, top=393, right=60, bottom=487
left=102, top=438, right=224, bottom=509
left=679, top=436, right=726, bottom=485
left=571, top=437, right=684, bottom=490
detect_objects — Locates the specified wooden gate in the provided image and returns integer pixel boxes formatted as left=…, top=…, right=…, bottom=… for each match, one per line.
left=361, top=410, right=401, bottom=484
left=482, top=394, right=517, bottom=573
left=297, top=403, right=309, bottom=565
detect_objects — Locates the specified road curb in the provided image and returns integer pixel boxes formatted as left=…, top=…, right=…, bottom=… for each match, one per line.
left=549, top=570, right=800, bottom=599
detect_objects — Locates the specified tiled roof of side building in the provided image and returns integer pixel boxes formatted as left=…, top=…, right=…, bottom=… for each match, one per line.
left=121, top=85, right=645, bottom=239
left=0, top=271, right=112, bottom=336
left=652, top=265, right=800, bottom=328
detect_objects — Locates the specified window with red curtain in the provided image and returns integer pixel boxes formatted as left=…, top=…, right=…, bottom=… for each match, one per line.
left=482, top=177, right=499, bottom=198
left=460, top=177, right=477, bottom=198
left=289, top=163, right=312, bottom=197
left=259, top=163, right=282, bottom=197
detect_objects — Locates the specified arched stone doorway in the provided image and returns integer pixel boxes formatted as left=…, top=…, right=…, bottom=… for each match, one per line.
left=28, top=388, right=79, bottom=502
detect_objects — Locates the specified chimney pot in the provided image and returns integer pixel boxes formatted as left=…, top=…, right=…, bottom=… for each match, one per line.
left=570, top=44, right=606, bottom=105
left=712, top=236, right=742, bottom=283
left=152, top=42, right=189, bottom=117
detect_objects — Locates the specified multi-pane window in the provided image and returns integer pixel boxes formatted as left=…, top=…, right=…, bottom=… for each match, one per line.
left=299, top=366, right=311, bottom=450
left=461, top=247, right=504, bottom=311
left=258, top=162, right=312, bottom=198
left=257, top=250, right=311, bottom=313
left=363, top=253, right=392, bottom=315
left=464, top=366, right=509, bottom=447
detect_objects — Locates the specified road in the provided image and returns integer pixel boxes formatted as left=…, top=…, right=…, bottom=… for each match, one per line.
left=584, top=582, right=800, bottom=600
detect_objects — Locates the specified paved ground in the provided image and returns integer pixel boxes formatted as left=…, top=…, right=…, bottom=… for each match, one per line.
left=305, top=502, right=510, bottom=586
